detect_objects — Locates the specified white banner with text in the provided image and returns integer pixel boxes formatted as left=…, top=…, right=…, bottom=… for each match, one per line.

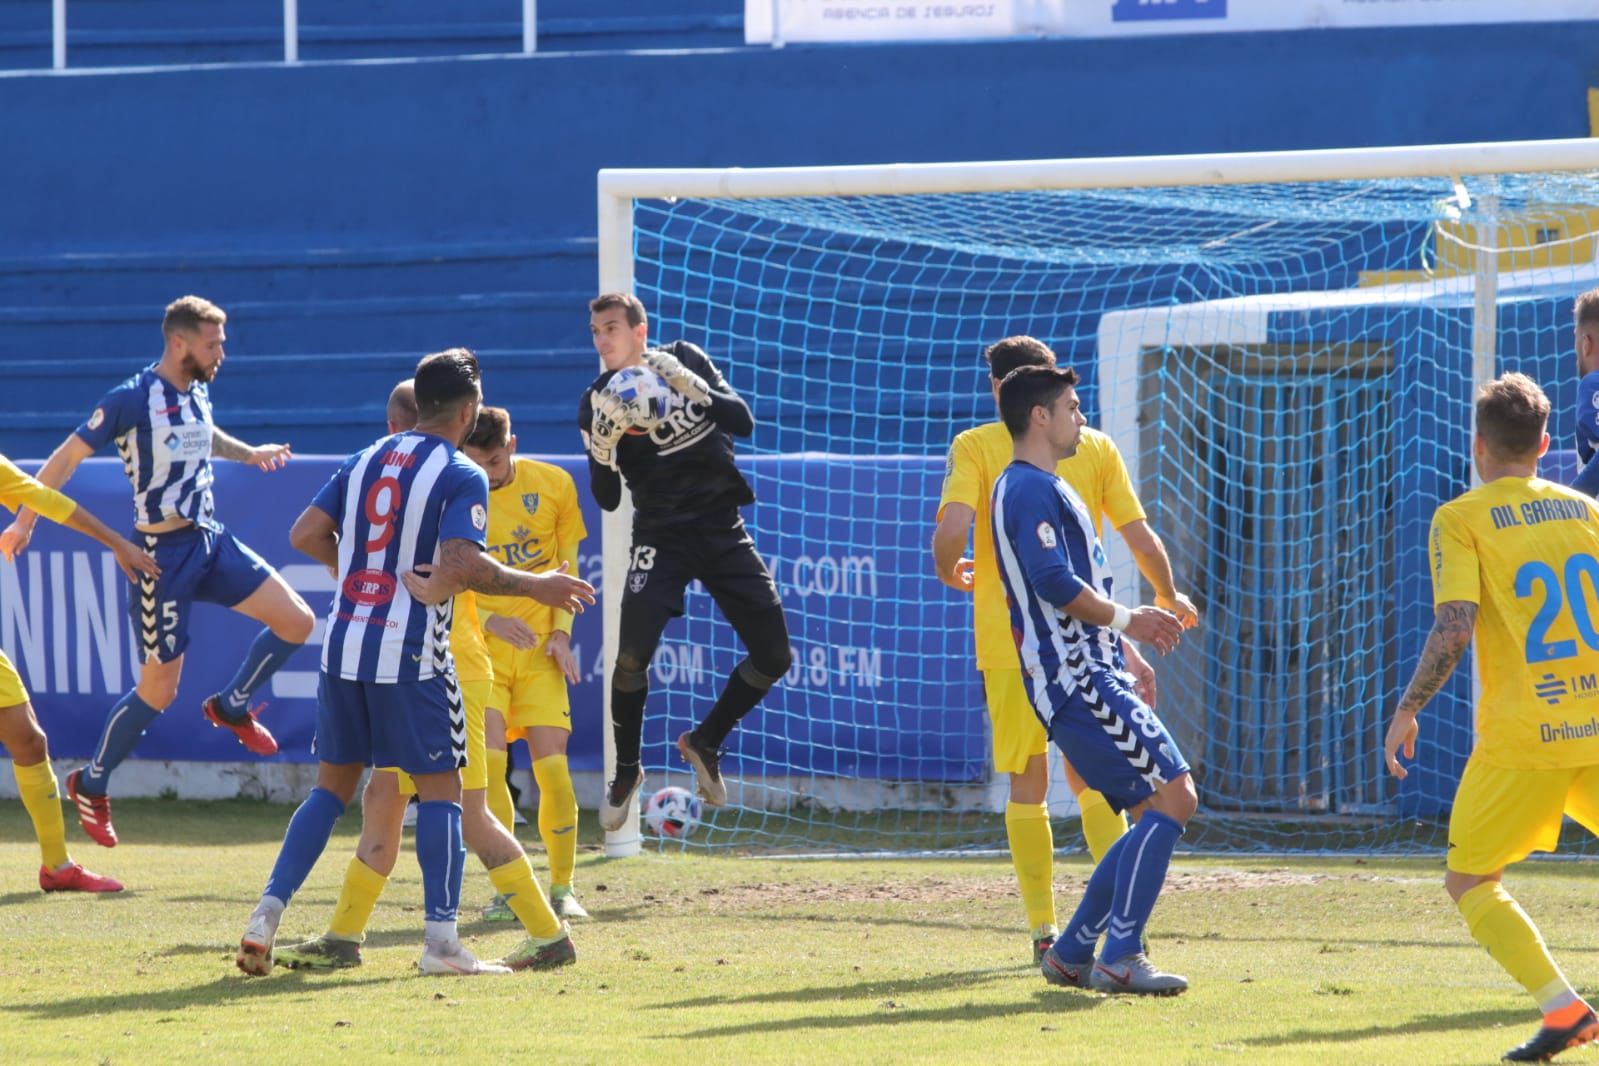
left=746, top=0, right=1597, bottom=45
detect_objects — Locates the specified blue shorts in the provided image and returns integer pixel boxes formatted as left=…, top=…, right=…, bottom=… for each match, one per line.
left=1043, top=669, right=1190, bottom=814
left=133, top=524, right=274, bottom=663
left=314, top=672, right=466, bottom=776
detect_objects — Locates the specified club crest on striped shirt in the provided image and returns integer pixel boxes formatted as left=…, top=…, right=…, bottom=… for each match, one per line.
left=1036, top=522, right=1056, bottom=549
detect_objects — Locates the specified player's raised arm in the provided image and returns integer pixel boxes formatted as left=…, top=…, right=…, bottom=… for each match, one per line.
left=645, top=344, right=753, bottom=437
left=403, top=539, right=594, bottom=613
left=579, top=387, right=625, bottom=510
left=212, top=427, right=292, bottom=473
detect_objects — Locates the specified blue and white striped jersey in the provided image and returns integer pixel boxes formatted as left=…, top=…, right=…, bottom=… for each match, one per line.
left=311, top=431, right=489, bottom=684
left=990, top=460, right=1126, bottom=724
left=76, top=365, right=217, bottom=527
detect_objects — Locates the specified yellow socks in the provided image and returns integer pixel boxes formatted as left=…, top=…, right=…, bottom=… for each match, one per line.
left=328, top=857, right=388, bottom=942
left=1077, top=788, right=1128, bottom=865
left=1004, top=801, right=1056, bottom=934
left=485, top=747, right=514, bottom=833
left=14, top=760, right=68, bottom=869
left=534, top=754, right=578, bottom=890
left=488, top=856, right=562, bottom=939
left=1459, top=881, right=1577, bottom=1012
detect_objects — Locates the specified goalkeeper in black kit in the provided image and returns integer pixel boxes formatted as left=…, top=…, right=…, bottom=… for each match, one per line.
left=579, top=292, right=793, bottom=831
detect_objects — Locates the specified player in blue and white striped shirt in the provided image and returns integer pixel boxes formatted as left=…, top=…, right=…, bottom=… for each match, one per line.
left=0, top=296, right=315, bottom=848
left=989, top=365, right=1195, bottom=997
left=236, top=349, right=594, bottom=978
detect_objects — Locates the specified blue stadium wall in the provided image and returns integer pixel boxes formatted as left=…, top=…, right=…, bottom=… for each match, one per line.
left=0, top=20, right=1596, bottom=458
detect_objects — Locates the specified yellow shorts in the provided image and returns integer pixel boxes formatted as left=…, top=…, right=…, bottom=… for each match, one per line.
left=489, top=638, right=571, bottom=733
left=0, top=651, right=28, bottom=707
left=982, top=669, right=1048, bottom=775
left=392, top=677, right=490, bottom=794
left=1447, top=755, right=1599, bottom=874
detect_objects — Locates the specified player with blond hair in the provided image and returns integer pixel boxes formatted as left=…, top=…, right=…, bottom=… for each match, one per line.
left=0, top=295, right=315, bottom=847
left=1386, top=372, right=1599, bottom=1061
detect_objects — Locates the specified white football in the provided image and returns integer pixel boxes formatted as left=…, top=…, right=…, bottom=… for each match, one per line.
left=603, top=365, right=672, bottom=434
left=644, top=785, right=703, bottom=839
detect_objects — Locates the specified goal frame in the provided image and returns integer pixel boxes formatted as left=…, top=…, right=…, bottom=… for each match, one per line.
left=594, top=137, right=1599, bottom=856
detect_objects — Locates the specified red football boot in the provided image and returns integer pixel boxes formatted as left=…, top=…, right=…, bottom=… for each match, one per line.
left=40, top=862, right=124, bottom=893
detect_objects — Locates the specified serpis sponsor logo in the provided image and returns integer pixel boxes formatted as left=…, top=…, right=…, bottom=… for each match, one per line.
left=343, top=568, right=397, bottom=606
left=1112, top=0, right=1226, bottom=23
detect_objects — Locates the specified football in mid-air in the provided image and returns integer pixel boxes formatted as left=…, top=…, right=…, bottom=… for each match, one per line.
left=644, top=785, right=703, bottom=839
left=603, top=365, right=672, bottom=435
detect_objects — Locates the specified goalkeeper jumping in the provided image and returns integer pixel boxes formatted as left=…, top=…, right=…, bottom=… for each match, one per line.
left=579, top=292, right=792, bottom=831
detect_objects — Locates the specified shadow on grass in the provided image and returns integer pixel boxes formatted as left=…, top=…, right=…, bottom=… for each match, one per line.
left=1238, top=1005, right=1535, bottom=1048
left=664, top=986, right=1099, bottom=1040
left=651, top=964, right=1022, bottom=1011
left=0, top=889, right=145, bottom=906
left=0, top=972, right=400, bottom=1021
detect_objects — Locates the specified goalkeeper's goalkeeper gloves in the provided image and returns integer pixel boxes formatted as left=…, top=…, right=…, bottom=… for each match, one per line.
left=586, top=390, right=629, bottom=470
left=644, top=350, right=713, bottom=405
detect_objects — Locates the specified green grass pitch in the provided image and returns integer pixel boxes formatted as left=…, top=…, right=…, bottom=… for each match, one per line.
left=2, top=797, right=1597, bottom=1065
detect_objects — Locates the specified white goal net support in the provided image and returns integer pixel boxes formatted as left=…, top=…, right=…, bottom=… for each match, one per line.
left=595, top=139, right=1599, bottom=856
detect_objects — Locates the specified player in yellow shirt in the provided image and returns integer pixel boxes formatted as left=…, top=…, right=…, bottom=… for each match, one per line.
left=1385, top=373, right=1599, bottom=1062
left=274, top=380, right=574, bottom=974
left=931, top=335, right=1199, bottom=963
left=461, top=406, right=589, bottom=921
left=0, top=454, right=156, bottom=892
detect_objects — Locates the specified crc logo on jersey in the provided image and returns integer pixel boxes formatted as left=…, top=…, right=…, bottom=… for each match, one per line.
left=642, top=389, right=714, bottom=451
left=87, top=407, right=105, bottom=431
left=522, top=493, right=540, bottom=515
left=1036, top=522, right=1057, bottom=550
left=343, top=568, right=397, bottom=606
left=471, top=503, right=487, bottom=531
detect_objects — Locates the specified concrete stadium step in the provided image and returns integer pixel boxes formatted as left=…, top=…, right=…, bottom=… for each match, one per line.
left=0, top=238, right=596, bottom=308
left=0, top=291, right=597, bottom=359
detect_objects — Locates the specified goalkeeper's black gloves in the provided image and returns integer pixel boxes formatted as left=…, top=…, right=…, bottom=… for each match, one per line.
left=644, top=350, right=713, bottom=405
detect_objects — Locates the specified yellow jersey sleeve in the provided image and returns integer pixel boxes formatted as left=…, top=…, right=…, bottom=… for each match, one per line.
left=0, top=455, right=77, bottom=526
left=1430, top=504, right=1480, bottom=607
left=937, top=432, right=984, bottom=520
left=1096, top=435, right=1146, bottom=532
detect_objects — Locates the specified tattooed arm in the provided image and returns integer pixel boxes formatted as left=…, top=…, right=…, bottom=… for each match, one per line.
left=213, top=427, right=293, bottom=472
left=402, top=539, right=596, bottom=614
left=1383, top=600, right=1476, bottom=779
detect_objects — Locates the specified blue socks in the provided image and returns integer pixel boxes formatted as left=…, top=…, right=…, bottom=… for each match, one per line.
left=220, top=629, right=301, bottom=718
left=78, top=691, right=163, bottom=794
left=1054, top=809, right=1184, bottom=965
left=1057, top=830, right=1133, bottom=963
left=416, top=801, right=465, bottom=924
left=1101, top=809, right=1183, bottom=962
left=262, top=787, right=345, bottom=905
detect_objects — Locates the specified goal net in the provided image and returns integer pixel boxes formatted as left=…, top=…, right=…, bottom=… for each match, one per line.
left=596, top=141, right=1599, bottom=855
